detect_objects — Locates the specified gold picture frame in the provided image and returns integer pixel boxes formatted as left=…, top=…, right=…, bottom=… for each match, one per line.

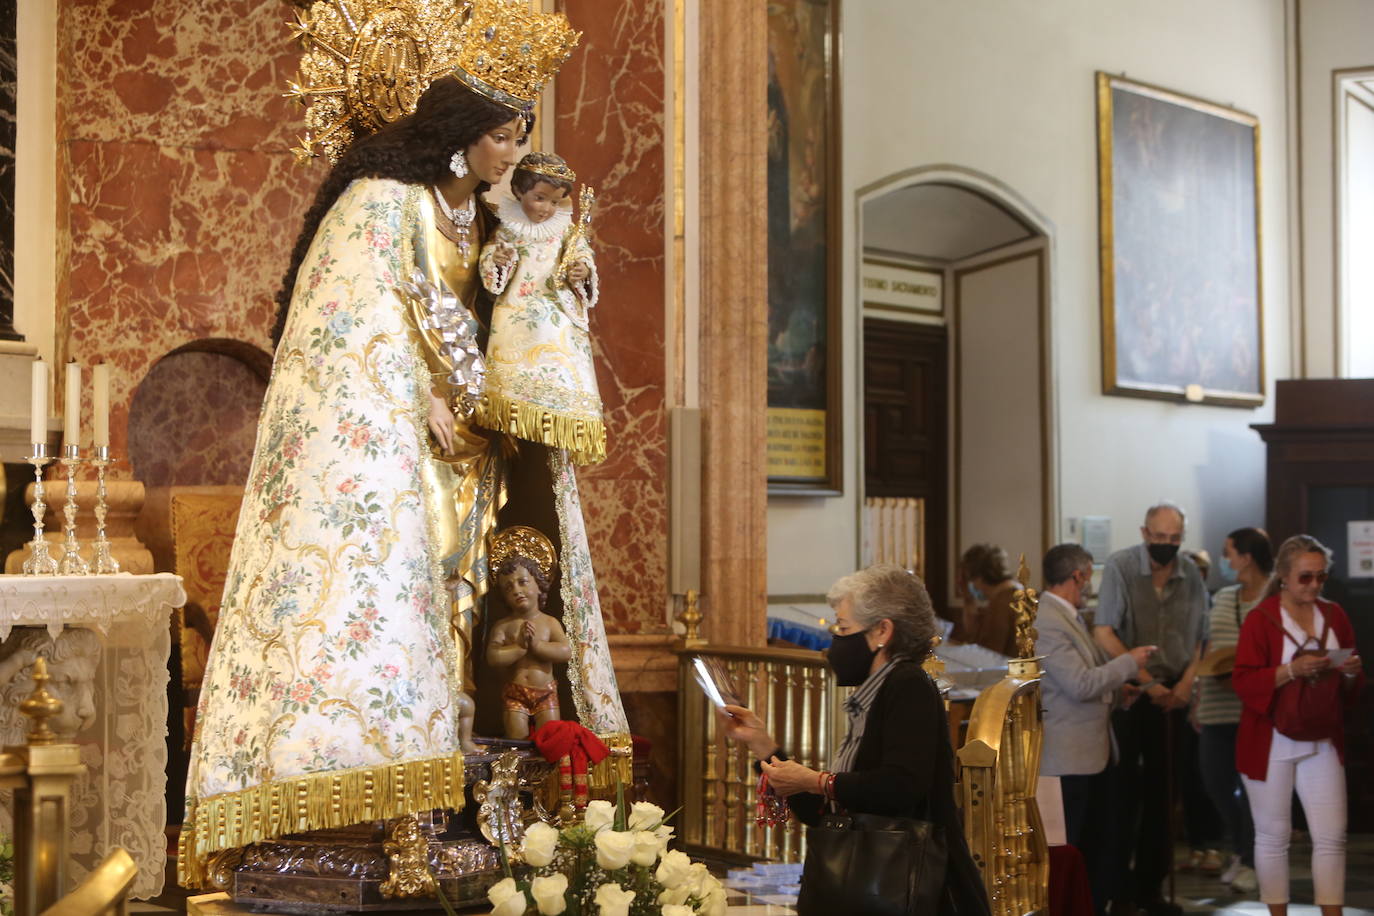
left=1097, top=72, right=1265, bottom=407
left=766, top=0, right=843, bottom=493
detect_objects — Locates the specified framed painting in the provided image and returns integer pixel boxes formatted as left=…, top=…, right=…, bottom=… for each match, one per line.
left=1097, top=72, right=1264, bottom=407
left=766, top=0, right=842, bottom=492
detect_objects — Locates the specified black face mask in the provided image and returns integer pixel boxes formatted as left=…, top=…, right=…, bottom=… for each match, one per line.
left=1147, top=542, right=1180, bottom=566
left=826, top=630, right=877, bottom=687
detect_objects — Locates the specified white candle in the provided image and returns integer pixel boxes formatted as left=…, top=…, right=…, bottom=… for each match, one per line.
left=92, top=364, right=110, bottom=449
left=30, top=360, right=47, bottom=446
left=64, top=361, right=81, bottom=447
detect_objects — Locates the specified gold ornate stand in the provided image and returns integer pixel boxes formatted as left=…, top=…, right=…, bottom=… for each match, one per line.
left=214, top=748, right=554, bottom=913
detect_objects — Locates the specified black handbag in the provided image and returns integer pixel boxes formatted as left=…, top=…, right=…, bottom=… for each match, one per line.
left=796, top=810, right=947, bottom=916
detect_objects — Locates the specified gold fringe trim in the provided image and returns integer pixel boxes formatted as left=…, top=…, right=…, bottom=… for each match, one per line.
left=177, top=751, right=466, bottom=889
left=476, top=390, right=605, bottom=465
left=587, top=732, right=634, bottom=792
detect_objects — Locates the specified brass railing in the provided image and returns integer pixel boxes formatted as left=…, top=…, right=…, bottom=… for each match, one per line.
left=676, top=644, right=841, bottom=862
left=957, top=564, right=1050, bottom=916
left=958, top=658, right=1047, bottom=916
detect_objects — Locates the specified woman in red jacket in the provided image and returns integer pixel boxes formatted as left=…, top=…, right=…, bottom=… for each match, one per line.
left=1233, top=535, right=1364, bottom=916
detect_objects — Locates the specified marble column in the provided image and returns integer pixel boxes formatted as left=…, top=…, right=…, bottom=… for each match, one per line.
left=698, top=0, right=768, bottom=647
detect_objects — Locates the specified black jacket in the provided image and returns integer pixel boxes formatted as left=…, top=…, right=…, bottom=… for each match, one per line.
left=780, top=661, right=990, bottom=916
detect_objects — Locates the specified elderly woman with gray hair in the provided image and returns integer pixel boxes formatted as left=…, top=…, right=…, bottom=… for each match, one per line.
left=722, top=565, right=989, bottom=916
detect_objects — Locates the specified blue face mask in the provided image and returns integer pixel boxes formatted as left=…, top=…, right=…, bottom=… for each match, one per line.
left=968, top=582, right=987, bottom=603
left=1219, top=556, right=1238, bottom=583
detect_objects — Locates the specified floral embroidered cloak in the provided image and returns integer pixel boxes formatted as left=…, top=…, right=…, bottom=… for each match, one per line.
left=180, top=179, right=466, bottom=880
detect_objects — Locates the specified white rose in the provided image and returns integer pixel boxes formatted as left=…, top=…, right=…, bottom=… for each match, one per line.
left=594, top=829, right=636, bottom=870
left=702, top=886, right=728, bottom=916
left=661, top=905, right=694, bottom=916
left=584, top=799, right=616, bottom=832
left=530, top=874, right=569, bottom=916
left=653, top=823, right=675, bottom=843
left=684, top=863, right=711, bottom=898
left=630, top=830, right=663, bottom=867
left=593, top=883, right=636, bottom=916
left=627, top=801, right=666, bottom=831
left=521, top=821, right=560, bottom=868
left=657, top=886, right=691, bottom=907
left=696, top=872, right=722, bottom=898
left=487, top=876, right=528, bottom=916
left=655, top=850, right=692, bottom=889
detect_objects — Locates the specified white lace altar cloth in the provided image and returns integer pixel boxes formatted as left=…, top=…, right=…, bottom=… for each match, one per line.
left=0, top=573, right=186, bottom=899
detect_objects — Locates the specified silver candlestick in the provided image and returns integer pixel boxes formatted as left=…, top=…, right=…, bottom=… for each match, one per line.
left=57, top=444, right=90, bottom=576
left=90, top=446, right=120, bottom=574
left=21, top=444, right=58, bottom=575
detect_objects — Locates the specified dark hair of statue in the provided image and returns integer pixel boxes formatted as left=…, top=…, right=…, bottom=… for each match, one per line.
left=1227, top=526, right=1274, bottom=575
left=496, top=556, right=551, bottom=612
left=271, top=77, right=532, bottom=345
left=511, top=169, right=574, bottom=199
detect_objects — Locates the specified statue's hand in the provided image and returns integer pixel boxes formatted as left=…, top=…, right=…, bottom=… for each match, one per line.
left=567, top=260, right=591, bottom=285
left=521, top=620, right=537, bottom=646
left=494, top=244, right=517, bottom=269
left=428, top=391, right=455, bottom=454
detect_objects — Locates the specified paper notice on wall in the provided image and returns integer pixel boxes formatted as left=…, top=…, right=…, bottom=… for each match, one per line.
left=1349, top=521, right=1374, bottom=579
left=1036, top=776, right=1067, bottom=846
left=1083, top=516, right=1112, bottom=567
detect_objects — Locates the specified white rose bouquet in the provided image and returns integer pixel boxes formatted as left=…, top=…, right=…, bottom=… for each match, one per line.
left=481, top=793, right=727, bottom=916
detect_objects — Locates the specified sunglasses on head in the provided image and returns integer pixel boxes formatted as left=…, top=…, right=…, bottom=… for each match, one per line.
left=1296, top=571, right=1329, bottom=585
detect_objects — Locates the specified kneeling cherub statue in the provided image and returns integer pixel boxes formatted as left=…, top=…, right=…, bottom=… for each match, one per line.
left=485, top=526, right=572, bottom=738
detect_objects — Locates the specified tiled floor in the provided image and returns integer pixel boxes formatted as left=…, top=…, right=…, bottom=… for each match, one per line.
left=1167, top=833, right=1374, bottom=916
left=129, top=836, right=1374, bottom=914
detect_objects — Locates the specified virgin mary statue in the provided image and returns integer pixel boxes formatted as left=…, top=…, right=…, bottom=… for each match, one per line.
left=179, top=0, right=627, bottom=885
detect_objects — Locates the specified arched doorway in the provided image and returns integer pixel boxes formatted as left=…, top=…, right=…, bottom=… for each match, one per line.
left=856, top=167, right=1056, bottom=613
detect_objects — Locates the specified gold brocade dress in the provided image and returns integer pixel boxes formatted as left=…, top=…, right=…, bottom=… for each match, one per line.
left=409, top=191, right=508, bottom=647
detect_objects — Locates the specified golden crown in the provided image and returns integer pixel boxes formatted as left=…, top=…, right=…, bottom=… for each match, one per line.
left=489, top=525, right=557, bottom=580
left=452, top=0, right=581, bottom=113
left=515, top=151, right=577, bottom=184
left=284, top=0, right=578, bottom=164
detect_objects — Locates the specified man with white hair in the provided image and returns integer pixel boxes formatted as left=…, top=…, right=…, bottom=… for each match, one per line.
left=1093, top=502, right=1213, bottom=916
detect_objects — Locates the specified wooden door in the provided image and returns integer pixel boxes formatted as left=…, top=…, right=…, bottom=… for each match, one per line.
left=864, top=319, right=949, bottom=609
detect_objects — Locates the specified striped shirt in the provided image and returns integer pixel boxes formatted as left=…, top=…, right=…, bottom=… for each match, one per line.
left=832, top=656, right=905, bottom=773
left=1196, top=584, right=1260, bottom=726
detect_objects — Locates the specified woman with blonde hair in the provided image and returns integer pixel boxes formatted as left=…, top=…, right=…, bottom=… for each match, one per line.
left=1233, top=535, right=1364, bottom=916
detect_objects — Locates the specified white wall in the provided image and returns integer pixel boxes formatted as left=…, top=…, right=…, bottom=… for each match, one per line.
left=956, top=250, right=1046, bottom=589
left=767, top=0, right=1292, bottom=595
left=1296, top=0, right=1374, bottom=378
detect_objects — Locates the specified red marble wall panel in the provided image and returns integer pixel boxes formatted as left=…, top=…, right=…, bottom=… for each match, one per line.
left=558, top=0, right=669, bottom=635
left=57, top=0, right=319, bottom=467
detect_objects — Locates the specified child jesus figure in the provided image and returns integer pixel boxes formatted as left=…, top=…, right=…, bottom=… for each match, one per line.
left=477, top=151, right=605, bottom=465
left=485, top=526, right=573, bottom=738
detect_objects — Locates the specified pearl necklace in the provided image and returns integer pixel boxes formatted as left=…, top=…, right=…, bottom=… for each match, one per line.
left=434, top=187, right=476, bottom=266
